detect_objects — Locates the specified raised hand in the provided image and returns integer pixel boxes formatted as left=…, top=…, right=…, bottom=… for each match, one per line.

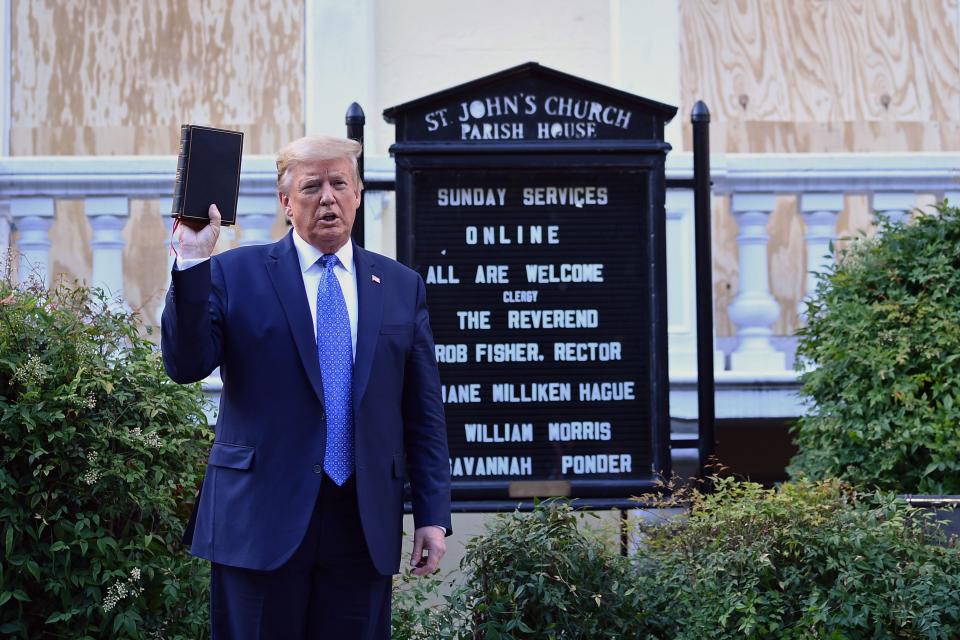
left=177, top=204, right=222, bottom=259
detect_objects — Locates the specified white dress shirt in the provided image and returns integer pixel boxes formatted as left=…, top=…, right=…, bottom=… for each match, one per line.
left=176, top=232, right=359, bottom=360
left=290, top=231, right=358, bottom=360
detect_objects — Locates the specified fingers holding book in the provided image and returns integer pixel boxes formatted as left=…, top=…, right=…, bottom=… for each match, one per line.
left=177, top=204, right=222, bottom=259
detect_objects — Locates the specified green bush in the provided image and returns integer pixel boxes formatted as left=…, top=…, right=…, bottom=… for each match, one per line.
left=392, top=480, right=960, bottom=639
left=790, top=203, right=960, bottom=493
left=392, top=501, right=649, bottom=640
left=0, top=279, right=211, bottom=639
left=639, top=477, right=960, bottom=639
left=392, top=571, right=464, bottom=640
left=459, top=501, right=647, bottom=639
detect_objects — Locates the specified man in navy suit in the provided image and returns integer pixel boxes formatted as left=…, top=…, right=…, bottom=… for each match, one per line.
left=162, top=135, right=451, bottom=639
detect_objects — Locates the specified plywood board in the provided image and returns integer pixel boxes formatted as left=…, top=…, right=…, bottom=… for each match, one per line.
left=49, top=199, right=91, bottom=287
left=680, top=0, right=960, bottom=153
left=10, top=0, right=305, bottom=155
left=712, top=194, right=737, bottom=337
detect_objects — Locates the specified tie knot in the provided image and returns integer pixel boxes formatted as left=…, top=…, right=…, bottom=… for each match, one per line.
left=320, top=254, right=339, bottom=270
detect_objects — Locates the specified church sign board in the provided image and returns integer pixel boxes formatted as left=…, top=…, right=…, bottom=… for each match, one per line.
left=383, top=63, right=676, bottom=504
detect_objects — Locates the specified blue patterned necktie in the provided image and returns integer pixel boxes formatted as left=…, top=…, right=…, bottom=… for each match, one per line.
left=316, top=254, right=354, bottom=485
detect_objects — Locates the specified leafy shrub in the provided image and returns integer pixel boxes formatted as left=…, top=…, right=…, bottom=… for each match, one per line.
left=392, top=501, right=649, bottom=639
left=393, top=480, right=960, bottom=639
left=790, top=203, right=960, bottom=493
left=460, top=501, right=647, bottom=639
left=391, top=571, right=464, bottom=640
left=639, top=477, right=960, bottom=639
left=0, top=280, right=212, bottom=638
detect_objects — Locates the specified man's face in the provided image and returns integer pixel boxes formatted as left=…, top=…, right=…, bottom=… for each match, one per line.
left=279, top=158, right=360, bottom=254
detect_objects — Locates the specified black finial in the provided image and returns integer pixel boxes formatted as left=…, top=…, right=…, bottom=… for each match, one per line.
left=691, top=100, right=710, bottom=123
left=346, top=102, right=366, bottom=125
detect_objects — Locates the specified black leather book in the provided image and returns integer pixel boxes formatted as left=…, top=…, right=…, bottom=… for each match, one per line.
left=171, top=124, right=244, bottom=226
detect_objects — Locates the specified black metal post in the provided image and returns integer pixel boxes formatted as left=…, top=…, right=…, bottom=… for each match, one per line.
left=346, top=102, right=366, bottom=247
left=692, top=101, right=716, bottom=478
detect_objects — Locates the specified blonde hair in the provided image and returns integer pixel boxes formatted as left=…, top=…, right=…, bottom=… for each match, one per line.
left=276, top=135, right=363, bottom=193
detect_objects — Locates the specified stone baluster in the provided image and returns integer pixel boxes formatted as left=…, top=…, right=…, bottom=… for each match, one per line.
left=0, top=202, right=11, bottom=279
left=873, top=191, right=915, bottom=226
left=11, top=197, right=55, bottom=286
left=85, top=196, right=129, bottom=301
left=237, top=195, right=277, bottom=247
left=798, top=193, right=843, bottom=321
left=727, top=193, right=786, bottom=371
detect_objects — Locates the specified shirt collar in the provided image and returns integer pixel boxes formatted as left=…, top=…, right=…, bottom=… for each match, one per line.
left=291, top=230, right=354, bottom=275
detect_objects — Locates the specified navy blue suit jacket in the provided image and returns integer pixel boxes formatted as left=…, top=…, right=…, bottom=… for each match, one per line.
left=161, top=233, right=451, bottom=575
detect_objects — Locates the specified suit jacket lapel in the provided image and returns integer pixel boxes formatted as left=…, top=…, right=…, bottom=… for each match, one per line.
left=352, top=243, right=383, bottom=413
left=266, top=233, right=325, bottom=405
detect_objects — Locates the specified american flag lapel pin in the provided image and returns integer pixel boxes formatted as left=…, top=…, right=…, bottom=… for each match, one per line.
left=372, top=275, right=381, bottom=284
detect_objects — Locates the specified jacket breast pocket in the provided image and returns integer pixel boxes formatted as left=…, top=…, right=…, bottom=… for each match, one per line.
left=208, top=442, right=255, bottom=470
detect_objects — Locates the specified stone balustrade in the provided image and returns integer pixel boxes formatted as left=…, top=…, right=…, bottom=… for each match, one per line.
left=2, top=152, right=959, bottom=421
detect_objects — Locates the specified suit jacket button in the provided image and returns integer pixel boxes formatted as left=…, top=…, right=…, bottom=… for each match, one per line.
left=312, top=464, right=323, bottom=475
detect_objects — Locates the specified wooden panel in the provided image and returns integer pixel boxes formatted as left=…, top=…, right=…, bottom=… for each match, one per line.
left=712, top=195, right=738, bottom=337
left=834, top=193, right=875, bottom=257
left=767, top=196, right=804, bottom=336
left=123, top=200, right=167, bottom=326
left=680, top=0, right=960, bottom=153
left=49, top=200, right=91, bottom=286
left=10, top=0, right=304, bottom=155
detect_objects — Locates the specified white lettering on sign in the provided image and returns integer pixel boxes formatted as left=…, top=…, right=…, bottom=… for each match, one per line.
left=450, top=456, right=533, bottom=477
left=536, top=121, right=597, bottom=139
left=424, top=108, right=450, bottom=132
left=434, top=344, right=468, bottom=363
left=438, top=188, right=507, bottom=207
left=553, top=342, right=622, bottom=362
left=475, top=265, right=509, bottom=283
left=457, top=310, right=491, bottom=330
left=456, top=95, right=534, bottom=121
left=475, top=343, right=543, bottom=363
left=578, top=382, right=636, bottom=401
left=491, top=383, right=572, bottom=403
left=503, top=290, right=539, bottom=303
left=548, top=421, right=612, bottom=441
left=461, top=122, right=524, bottom=140
left=521, top=186, right=608, bottom=207
left=542, top=97, right=632, bottom=129
left=464, top=423, right=534, bottom=443
left=441, top=384, right=481, bottom=403
left=524, top=264, right=604, bottom=283
left=464, top=225, right=559, bottom=245
left=425, top=94, right=633, bottom=139
left=561, top=454, right=632, bottom=475
left=426, top=265, right=460, bottom=284
left=507, top=309, right=598, bottom=329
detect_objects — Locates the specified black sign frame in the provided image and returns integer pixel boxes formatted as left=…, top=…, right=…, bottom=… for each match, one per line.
left=385, top=63, right=677, bottom=506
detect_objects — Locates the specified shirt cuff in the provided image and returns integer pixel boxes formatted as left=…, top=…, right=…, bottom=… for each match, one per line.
left=432, top=525, right=447, bottom=535
left=175, top=256, right=210, bottom=271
